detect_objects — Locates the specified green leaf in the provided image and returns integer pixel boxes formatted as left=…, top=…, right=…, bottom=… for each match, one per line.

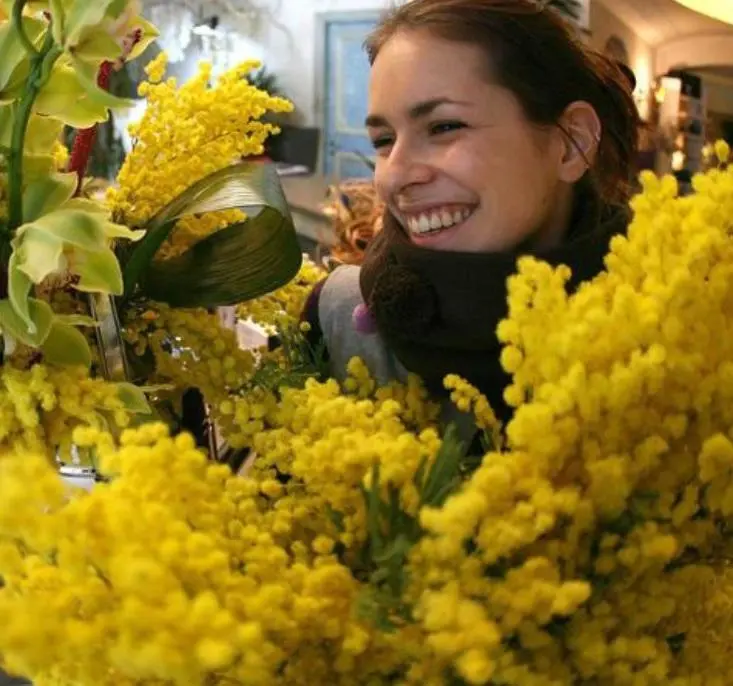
left=145, top=163, right=284, bottom=231
left=367, top=463, right=385, bottom=554
left=0, top=297, right=54, bottom=344
left=325, top=505, right=345, bottom=534
left=22, top=172, right=77, bottom=223
left=388, top=485, right=402, bottom=537
left=138, top=208, right=302, bottom=307
left=413, top=455, right=428, bottom=491
left=116, top=382, right=151, bottom=414
left=124, top=162, right=303, bottom=306
left=41, top=320, right=92, bottom=367
left=419, top=424, right=467, bottom=509
left=74, top=247, right=124, bottom=295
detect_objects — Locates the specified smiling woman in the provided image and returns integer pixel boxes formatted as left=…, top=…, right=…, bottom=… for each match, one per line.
left=302, top=0, right=641, bottom=426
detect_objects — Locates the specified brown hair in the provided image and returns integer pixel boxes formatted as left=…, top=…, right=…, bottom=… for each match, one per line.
left=365, top=0, right=641, bottom=205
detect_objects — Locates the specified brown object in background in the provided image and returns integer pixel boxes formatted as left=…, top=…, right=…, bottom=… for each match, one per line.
left=320, top=180, right=385, bottom=265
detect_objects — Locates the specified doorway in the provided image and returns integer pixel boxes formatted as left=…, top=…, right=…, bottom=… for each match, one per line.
left=316, top=12, right=380, bottom=179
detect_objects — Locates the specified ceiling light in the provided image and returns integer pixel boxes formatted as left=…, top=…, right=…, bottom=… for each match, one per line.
left=673, top=0, right=733, bottom=25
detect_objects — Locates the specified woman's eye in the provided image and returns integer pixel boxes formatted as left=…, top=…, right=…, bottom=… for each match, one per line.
left=430, top=121, right=466, bottom=135
left=370, top=135, right=393, bottom=150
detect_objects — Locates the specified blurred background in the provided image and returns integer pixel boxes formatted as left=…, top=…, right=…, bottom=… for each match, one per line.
left=81, top=0, right=733, bottom=263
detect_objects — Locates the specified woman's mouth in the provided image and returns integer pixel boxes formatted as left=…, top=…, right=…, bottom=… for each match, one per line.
left=403, top=205, right=476, bottom=238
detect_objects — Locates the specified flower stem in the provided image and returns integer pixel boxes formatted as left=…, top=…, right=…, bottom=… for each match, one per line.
left=5, top=23, right=59, bottom=236
left=11, top=0, right=38, bottom=57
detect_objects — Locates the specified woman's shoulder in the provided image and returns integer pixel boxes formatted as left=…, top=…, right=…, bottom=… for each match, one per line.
left=303, top=265, right=407, bottom=385
left=301, top=265, right=362, bottom=349
left=319, top=264, right=364, bottom=326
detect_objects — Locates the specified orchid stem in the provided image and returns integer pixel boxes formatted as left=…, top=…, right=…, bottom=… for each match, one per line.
left=5, top=21, right=59, bottom=236
left=11, top=0, right=38, bottom=56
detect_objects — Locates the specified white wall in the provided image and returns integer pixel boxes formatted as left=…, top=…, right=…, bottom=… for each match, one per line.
left=146, top=0, right=598, bottom=131
left=656, top=34, right=733, bottom=77
left=700, top=77, right=733, bottom=115
left=262, top=0, right=591, bottom=126
left=589, top=1, right=653, bottom=99
left=258, top=0, right=390, bottom=126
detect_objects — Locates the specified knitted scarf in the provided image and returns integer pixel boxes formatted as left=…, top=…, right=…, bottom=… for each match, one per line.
left=359, top=190, right=629, bottom=421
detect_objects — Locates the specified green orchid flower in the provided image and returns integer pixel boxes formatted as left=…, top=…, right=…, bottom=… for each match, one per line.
left=0, top=171, right=143, bottom=365
left=0, top=14, right=45, bottom=99
left=34, top=59, right=120, bottom=127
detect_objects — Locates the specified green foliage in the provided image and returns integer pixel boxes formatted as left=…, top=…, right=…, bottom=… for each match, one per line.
left=355, top=426, right=470, bottom=630
left=245, top=65, right=283, bottom=98
left=121, top=162, right=303, bottom=309
left=248, top=321, right=329, bottom=392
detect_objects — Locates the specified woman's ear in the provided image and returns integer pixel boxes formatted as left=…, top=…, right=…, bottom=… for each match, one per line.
left=556, top=101, right=602, bottom=184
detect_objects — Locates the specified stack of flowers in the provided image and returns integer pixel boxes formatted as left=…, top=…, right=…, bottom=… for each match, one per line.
left=2, top=2, right=733, bottom=686
left=4, top=130, right=733, bottom=685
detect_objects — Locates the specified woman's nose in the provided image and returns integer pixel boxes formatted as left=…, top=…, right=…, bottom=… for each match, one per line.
left=376, top=141, right=435, bottom=197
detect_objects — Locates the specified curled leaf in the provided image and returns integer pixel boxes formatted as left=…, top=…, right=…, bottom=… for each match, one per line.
left=124, top=162, right=302, bottom=306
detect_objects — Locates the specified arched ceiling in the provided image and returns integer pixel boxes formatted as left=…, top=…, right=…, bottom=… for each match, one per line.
left=597, top=0, right=733, bottom=45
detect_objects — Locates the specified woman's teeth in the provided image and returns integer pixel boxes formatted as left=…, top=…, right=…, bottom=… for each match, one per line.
left=406, top=207, right=473, bottom=236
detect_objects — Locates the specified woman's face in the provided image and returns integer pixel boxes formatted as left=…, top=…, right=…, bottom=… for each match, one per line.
left=367, top=30, right=571, bottom=253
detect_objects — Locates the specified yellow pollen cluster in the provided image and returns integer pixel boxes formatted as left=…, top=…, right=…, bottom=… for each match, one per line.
left=106, top=53, right=292, bottom=256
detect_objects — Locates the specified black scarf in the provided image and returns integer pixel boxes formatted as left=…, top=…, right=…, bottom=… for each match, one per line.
left=360, top=190, right=629, bottom=422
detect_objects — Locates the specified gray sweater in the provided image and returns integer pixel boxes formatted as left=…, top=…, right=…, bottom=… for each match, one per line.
left=318, top=265, right=408, bottom=385
left=316, top=265, right=478, bottom=443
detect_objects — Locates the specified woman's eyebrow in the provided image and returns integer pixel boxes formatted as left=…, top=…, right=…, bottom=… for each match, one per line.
left=365, top=97, right=471, bottom=127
